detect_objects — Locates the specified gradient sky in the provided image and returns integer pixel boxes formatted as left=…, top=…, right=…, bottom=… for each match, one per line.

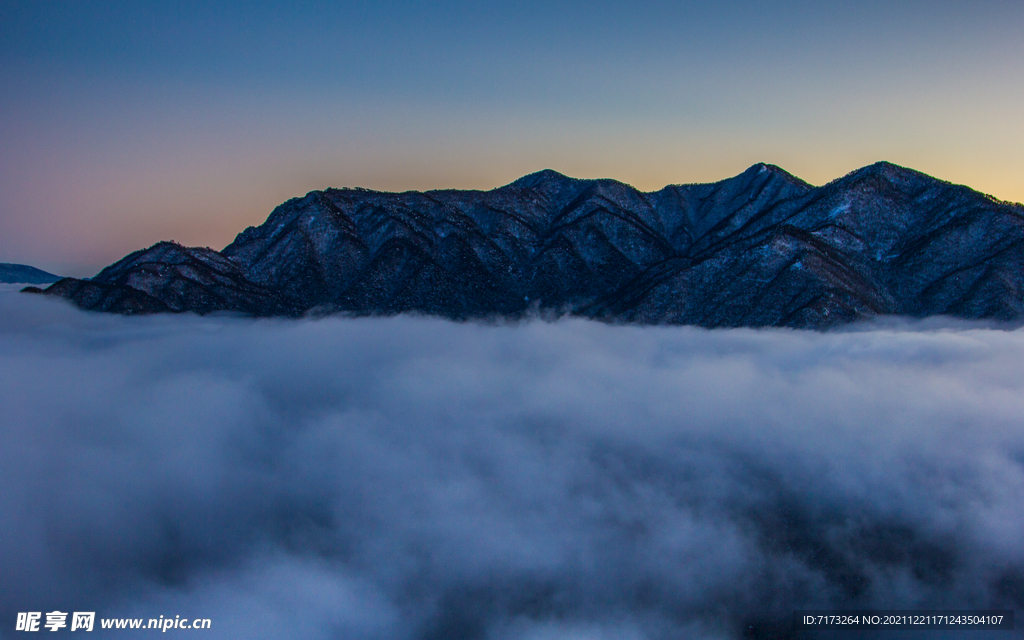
left=1, top=0, right=1021, bottom=276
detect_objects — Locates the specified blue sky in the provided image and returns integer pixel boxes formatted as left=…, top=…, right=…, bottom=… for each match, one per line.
left=1, top=0, right=1021, bottom=275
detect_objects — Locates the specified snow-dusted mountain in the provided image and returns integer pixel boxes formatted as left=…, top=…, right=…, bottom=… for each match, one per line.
left=38, top=162, right=1024, bottom=328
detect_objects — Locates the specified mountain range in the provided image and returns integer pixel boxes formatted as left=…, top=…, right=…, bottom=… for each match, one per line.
left=34, top=162, right=1024, bottom=328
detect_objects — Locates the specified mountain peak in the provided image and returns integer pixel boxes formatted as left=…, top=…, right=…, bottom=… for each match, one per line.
left=506, top=169, right=578, bottom=190
left=842, top=161, right=933, bottom=184
left=740, top=163, right=813, bottom=188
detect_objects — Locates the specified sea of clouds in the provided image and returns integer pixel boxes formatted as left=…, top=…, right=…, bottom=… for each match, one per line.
left=1, top=286, right=1022, bottom=639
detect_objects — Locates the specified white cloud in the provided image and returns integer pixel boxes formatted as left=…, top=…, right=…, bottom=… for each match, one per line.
left=1, top=290, right=1022, bottom=639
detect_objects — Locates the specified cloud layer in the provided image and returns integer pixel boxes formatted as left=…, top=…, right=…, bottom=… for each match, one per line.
left=1, top=290, right=1023, bottom=639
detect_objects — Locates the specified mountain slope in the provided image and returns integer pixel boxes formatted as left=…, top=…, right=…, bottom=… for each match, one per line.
left=37, top=163, right=1024, bottom=327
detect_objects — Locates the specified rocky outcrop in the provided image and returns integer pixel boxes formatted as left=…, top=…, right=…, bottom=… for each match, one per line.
left=40, top=162, right=1024, bottom=327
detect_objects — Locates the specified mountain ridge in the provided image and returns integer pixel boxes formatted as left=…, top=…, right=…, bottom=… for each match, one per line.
left=34, top=163, right=1024, bottom=328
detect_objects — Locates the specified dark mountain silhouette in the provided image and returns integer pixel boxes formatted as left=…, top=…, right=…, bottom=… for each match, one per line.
left=36, top=162, right=1024, bottom=328
left=1, top=263, right=61, bottom=284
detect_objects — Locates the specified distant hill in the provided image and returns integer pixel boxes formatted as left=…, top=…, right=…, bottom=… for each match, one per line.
left=39, top=162, right=1024, bottom=328
left=1, top=263, right=61, bottom=284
